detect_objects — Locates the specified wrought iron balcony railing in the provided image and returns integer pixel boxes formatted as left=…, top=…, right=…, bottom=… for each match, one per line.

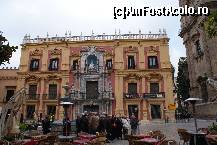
left=42, top=94, right=60, bottom=100
left=26, top=94, right=40, bottom=100
left=70, top=91, right=114, bottom=100
left=143, top=92, right=165, bottom=99
left=123, top=93, right=143, bottom=99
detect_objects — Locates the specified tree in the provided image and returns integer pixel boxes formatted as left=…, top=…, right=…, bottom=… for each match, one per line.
left=204, top=10, right=217, bottom=39
left=176, top=57, right=190, bottom=107
left=0, top=31, right=18, bottom=65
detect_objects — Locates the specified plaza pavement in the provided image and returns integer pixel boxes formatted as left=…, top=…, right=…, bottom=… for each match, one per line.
left=107, top=118, right=216, bottom=145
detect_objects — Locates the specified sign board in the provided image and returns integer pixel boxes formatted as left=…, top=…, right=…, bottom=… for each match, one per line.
left=168, top=103, right=176, bottom=110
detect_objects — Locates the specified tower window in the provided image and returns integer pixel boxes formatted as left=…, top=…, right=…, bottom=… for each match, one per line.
left=49, top=58, right=59, bottom=71
left=30, top=59, right=39, bottom=71
left=128, top=56, right=135, bottom=69
left=106, top=59, right=112, bottom=70
left=148, top=56, right=158, bottom=69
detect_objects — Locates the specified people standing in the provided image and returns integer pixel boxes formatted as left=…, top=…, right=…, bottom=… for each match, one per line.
left=42, top=116, right=51, bottom=134
left=130, top=114, right=139, bottom=135
left=122, top=116, right=130, bottom=139
left=63, top=117, right=71, bottom=136
left=76, top=115, right=81, bottom=136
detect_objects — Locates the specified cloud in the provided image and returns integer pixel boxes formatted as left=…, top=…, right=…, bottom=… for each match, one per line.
left=0, top=0, right=186, bottom=73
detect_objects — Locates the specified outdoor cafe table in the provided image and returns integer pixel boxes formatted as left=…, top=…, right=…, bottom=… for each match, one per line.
left=188, top=131, right=209, bottom=145
left=79, top=134, right=96, bottom=140
left=72, top=138, right=91, bottom=145
left=58, top=135, right=76, bottom=142
left=138, top=137, right=159, bottom=145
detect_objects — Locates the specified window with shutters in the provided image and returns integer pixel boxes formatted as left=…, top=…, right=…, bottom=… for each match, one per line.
left=30, top=59, right=39, bottom=71
left=49, top=58, right=59, bottom=71
left=72, top=60, right=78, bottom=70
left=128, top=56, right=135, bottom=69
left=106, top=59, right=112, bottom=70
left=49, top=84, right=57, bottom=99
left=148, top=56, right=158, bottom=69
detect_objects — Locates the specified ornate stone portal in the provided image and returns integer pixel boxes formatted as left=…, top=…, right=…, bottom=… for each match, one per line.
left=70, top=46, right=113, bottom=117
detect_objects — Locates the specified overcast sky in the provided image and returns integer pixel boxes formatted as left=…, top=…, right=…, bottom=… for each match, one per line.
left=0, top=0, right=186, bottom=74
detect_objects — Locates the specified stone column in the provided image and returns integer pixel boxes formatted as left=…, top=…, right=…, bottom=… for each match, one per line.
left=38, top=78, right=45, bottom=116
left=115, top=75, right=124, bottom=116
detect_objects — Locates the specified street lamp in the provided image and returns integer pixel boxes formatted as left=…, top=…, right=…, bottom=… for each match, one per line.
left=184, top=97, right=202, bottom=133
left=60, top=84, right=73, bottom=136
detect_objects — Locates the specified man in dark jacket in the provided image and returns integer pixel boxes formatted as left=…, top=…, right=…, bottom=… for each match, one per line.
left=42, top=116, right=51, bottom=134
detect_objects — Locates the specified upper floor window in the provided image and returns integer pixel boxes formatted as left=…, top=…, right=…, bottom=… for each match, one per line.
left=106, top=59, right=112, bottom=70
left=5, top=89, right=15, bottom=102
left=29, top=85, right=37, bottom=99
left=128, top=83, right=137, bottom=94
left=48, top=84, right=57, bottom=99
left=128, top=56, right=135, bottom=69
left=150, top=83, right=159, bottom=93
left=148, top=56, right=158, bottom=69
left=30, top=59, right=39, bottom=71
left=72, top=60, right=78, bottom=70
left=49, top=58, right=59, bottom=71
left=195, top=40, right=203, bottom=56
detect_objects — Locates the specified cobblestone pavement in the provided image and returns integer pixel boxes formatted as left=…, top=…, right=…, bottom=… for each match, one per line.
left=107, top=119, right=216, bottom=145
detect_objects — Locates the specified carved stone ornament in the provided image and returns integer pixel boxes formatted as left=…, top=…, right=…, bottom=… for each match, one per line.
left=50, top=48, right=62, bottom=55
left=25, top=74, right=41, bottom=82
left=46, top=74, right=62, bottom=80
left=30, top=49, right=43, bottom=56
left=103, top=51, right=113, bottom=57
left=145, top=73, right=163, bottom=80
left=148, top=46, right=159, bottom=53
left=71, top=53, right=80, bottom=57
left=125, top=73, right=142, bottom=80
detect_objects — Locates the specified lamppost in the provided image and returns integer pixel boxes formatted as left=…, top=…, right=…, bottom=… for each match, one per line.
left=184, top=97, right=202, bottom=133
left=60, top=84, right=73, bottom=136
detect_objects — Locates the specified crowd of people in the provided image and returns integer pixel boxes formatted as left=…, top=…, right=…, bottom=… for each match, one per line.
left=76, top=112, right=139, bottom=141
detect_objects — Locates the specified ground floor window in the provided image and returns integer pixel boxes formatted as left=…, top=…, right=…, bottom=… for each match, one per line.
left=26, top=105, right=35, bottom=119
left=128, top=105, right=138, bottom=119
left=47, top=105, right=56, bottom=117
left=151, top=104, right=161, bottom=119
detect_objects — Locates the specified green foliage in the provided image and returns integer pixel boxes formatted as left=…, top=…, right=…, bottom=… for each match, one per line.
left=2, top=136, right=15, bottom=142
left=208, top=123, right=217, bottom=134
left=19, top=123, right=28, bottom=132
left=177, top=57, right=190, bottom=103
left=205, top=10, right=217, bottom=39
left=0, top=31, right=18, bottom=66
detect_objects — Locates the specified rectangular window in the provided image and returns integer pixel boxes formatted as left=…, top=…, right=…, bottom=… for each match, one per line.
left=30, top=59, right=39, bottom=71
left=72, top=60, right=78, bottom=70
left=49, top=84, right=57, bottom=99
left=128, top=56, right=135, bottom=69
left=150, top=83, right=159, bottom=93
left=86, top=81, right=98, bottom=99
left=128, top=83, right=137, bottom=94
left=49, top=58, right=59, bottom=71
left=26, top=105, right=35, bottom=119
left=29, top=85, right=37, bottom=99
left=106, top=59, right=112, bottom=70
left=5, top=90, right=15, bottom=102
left=148, top=56, right=158, bottom=69
left=47, top=105, right=56, bottom=116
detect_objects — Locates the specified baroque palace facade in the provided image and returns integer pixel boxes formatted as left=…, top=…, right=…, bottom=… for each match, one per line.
left=0, top=31, right=175, bottom=120
left=179, top=0, right=217, bottom=116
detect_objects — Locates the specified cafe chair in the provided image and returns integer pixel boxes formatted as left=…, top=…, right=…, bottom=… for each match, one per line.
left=177, top=129, right=191, bottom=145
left=126, top=135, right=145, bottom=145
left=159, top=140, right=178, bottom=145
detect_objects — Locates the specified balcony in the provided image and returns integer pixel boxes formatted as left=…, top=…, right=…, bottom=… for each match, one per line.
left=42, top=94, right=59, bottom=100
left=26, top=94, right=40, bottom=101
left=143, top=92, right=165, bottom=99
left=123, top=93, right=143, bottom=99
